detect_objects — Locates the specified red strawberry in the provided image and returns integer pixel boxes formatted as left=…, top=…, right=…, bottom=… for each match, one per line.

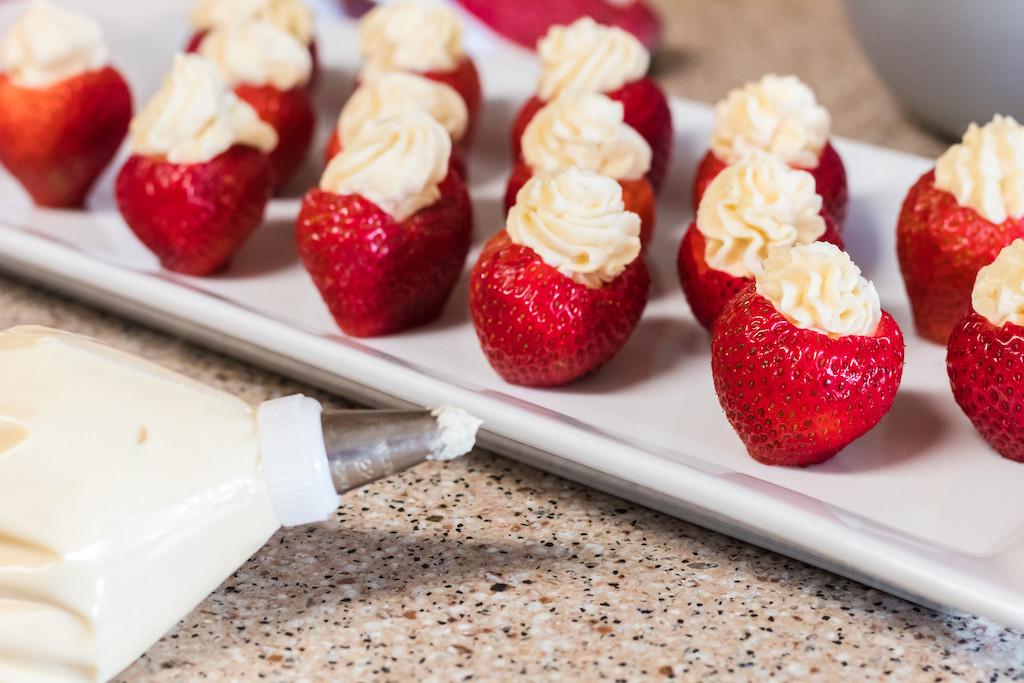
left=504, top=160, right=655, bottom=251
left=469, top=229, right=649, bottom=386
left=897, top=170, right=1024, bottom=344
left=115, top=145, right=273, bottom=275
left=947, top=309, right=1024, bottom=462
left=296, top=172, right=473, bottom=337
left=235, top=83, right=315, bottom=190
left=711, top=283, right=904, bottom=466
left=0, top=67, right=131, bottom=207
left=677, top=213, right=844, bottom=331
left=511, top=78, right=672, bottom=193
left=692, top=143, right=849, bottom=229
left=452, top=0, right=662, bottom=51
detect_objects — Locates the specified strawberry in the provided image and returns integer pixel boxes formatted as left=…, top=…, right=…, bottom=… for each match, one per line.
left=504, top=160, right=655, bottom=251
left=296, top=172, right=473, bottom=337
left=692, top=143, right=849, bottom=230
left=511, top=77, right=673, bottom=193
left=677, top=213, right=844, bottom=331
left=947, top=310, right=1024, bottom=462
left=897, top=170, right=1024, bottom=344
left=235, top=83, right=315, bottom=190
left=115, top=145, right=273, bottom=275
left=712, top=282, right=904, bottom=466
left=470, top=229, right=649, bottom=387
left=0, top=67, right=131, bottom=207
left=452, top=0, right=662, bottom=51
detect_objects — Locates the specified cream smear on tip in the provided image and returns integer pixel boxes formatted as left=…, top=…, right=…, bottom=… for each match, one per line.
left=429, top=405, right=482, bottom=461
left=1, top=0, right=107, bottom=88
left=0, top=326, right=280, bottom=683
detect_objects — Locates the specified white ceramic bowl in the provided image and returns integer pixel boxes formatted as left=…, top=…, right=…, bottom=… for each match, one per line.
left=842, top=0, right=1024, bottom=141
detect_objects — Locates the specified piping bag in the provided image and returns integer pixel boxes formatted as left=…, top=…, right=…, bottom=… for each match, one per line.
left=0, top=326, right=482, bottom=683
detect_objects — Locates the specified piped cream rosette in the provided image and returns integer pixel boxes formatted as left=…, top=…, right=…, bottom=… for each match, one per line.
left=129, top=53, right=277, bottom=164
left=935, top=115, right=1024, bottom=226
left=521, top=92, right=651, bottom=180
left=755, top=242, right=881, bottom=339
left=711, top=74, right=830, bottom=169
left=0, top=0, right=108, bottom=88
left=507, top=166, right=641, bottom=289
left=972, top=239, right=1024, bottom=328
left=337, top=71, right=468, bottom=149
left=190, top=0, right=314, bottom=47
left=536, top=17, right=649, bottom=100
left=197, top=20, right=312, bottom=90
left=696, top=150, right=826, bottom=278
left=358, top=0, right=466, bottom=81
left=320, top=111, right=452, bottom=222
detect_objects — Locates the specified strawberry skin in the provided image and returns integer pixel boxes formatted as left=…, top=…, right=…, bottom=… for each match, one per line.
left=0, top=67, right=131, bottom=208
left=677, top=214, right=844, bottom=331
left=692, top=143, right=849, bottom=230
left=711, top=284, right=904, bottom=466
left=469, top=229, right=650, bottom=386
left=504, top=160, right=655, bottom=251
left=511, top=77, right=673, bottom=193
left=452, top=0, right=662, bottom=51
left=947, top=310, right=1024, bottom=462
left=235, top=83, right=315, bottom=190
left=897, top=170, right=1024, bottom=344
left=115, top=145, right=273, bottom=275
left=296, top=172, right=473, bottom=337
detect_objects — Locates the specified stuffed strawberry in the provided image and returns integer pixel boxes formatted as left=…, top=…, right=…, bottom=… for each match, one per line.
left=198, top=21, right=315, bottom=189
left=471, top=166, right=649, bottom=386
left=325, top=71, right=469, bottom=180
left=711, top=242, right=904, bottom=466
left=693, top=74, right=847, bottom=230
left=898, top=115, right=1024, bottom=345
left=0, top=1, right=131, bottom=208
left=357, top=0, right=481, bottom=148
left=452, top=0, right=662, bottom=51
left=947, top=239, right=1024, bottom=462
left=297, top=112, right=472, bottom=337
left=115, top=54, right=276, bottom=275
left=506, top=92, right=655, bottom=250
left=677, top=150, right=843, bottom=331
left=186, top=0, right=318, bottom=87
left=510, top=17, right=672, bottom=194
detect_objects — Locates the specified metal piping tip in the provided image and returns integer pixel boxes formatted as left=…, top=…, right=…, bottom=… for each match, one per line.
left=322, top=404, right=481, bottom=494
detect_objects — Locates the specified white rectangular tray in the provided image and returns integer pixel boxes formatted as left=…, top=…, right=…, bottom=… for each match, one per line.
left=1, top=0, right=1022, bottom=629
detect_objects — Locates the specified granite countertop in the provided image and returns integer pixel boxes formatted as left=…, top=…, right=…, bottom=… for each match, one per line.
left=2, top=0, right=1022, bottom=680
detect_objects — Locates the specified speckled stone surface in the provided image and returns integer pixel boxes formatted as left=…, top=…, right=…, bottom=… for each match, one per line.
left=2, top=1, right=1024, bottom=681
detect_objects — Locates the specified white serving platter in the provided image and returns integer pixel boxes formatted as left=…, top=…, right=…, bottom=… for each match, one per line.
left=0, top=0, right=1022, bottom=629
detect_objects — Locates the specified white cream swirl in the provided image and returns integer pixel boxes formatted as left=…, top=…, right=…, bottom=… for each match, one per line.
left=129, top=53, right=278, bottom=164
left=358, top=0, right=465, bottom=80
left=320, top=112, right=451, bottom=221
left=934, top=115, right=1024, bottom=225
left=521, top=93, right=651, bottom=180
left=972, top=238, right=1024, bottom=327
left=338, top=71, right=467, bottom=146
left=711, top=74, right=830, bottom=168
left=199, top=21, right=312, bottom=90
left=190, top=0, right=314, bottom=45
left=755, top=242, right=881, bottom=338
left=0, top=0, right=107, bottom=88
left=697, top=151, right=825, bottom=278
left=536, top=17, right=649, bottom=100
left=507, top=166, right=641, bottom=288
